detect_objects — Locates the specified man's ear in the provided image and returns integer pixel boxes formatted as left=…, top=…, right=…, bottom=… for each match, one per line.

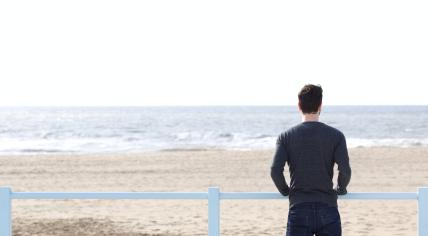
left=318, top=102, right=322, bottom=114
left=298, top=102, right=302, bottom=112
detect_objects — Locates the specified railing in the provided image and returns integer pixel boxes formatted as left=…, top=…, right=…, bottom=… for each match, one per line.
left=1, top=186, right=427, bottom=236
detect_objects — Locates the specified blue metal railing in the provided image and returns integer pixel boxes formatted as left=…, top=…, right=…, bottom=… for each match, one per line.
left=1, top=186, right=427, bottom=236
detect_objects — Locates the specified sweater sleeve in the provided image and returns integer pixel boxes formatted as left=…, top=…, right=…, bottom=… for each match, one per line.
left=270, top=134, right=290, bottom=196
left=334, top=133, right=351, bottom=194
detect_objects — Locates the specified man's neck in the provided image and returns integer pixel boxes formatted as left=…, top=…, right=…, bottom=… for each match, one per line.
left=302, top=113, right=320, bottom=122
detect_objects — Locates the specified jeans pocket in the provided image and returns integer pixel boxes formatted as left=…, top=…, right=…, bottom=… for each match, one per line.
left=288, top=210, right=310, bottom=227
left=319, top=207, right=340, bottom=226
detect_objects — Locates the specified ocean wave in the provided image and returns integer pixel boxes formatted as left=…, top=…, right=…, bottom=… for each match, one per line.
left=19, top=148, right=67, bottom=153
left=347, top=138, right=428, bottom=148
left=218, top=132, right=233, bottom=138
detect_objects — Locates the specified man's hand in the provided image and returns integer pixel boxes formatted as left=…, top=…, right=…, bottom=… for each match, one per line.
left=279, top=187, right=290, bottom=197
left=335, top=186, right=347, bottom=195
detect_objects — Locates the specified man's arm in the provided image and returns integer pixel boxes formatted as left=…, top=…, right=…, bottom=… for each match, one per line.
left=270, top=134, right=290, bottom=196
left=334, top=133, right=351, bottom=195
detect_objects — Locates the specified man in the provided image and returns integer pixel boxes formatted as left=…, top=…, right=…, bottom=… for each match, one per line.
left=271, top=84, right=351, bottom=236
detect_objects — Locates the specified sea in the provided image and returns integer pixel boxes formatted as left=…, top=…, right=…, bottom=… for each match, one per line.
left=0, top=106, right=427, bottom=155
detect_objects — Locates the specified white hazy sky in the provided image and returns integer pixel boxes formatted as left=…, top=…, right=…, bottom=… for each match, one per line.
left=1, top=0, right=427, bottom=106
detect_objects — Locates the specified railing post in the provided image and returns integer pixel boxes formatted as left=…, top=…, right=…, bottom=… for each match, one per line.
left=419, top=187, right=428, bottom=236
left=0, top=187, right=12, bottom=236
left=208, top=187, right=220, bottom=236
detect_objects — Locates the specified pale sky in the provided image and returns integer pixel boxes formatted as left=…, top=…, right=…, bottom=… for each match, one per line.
left=0, top=0, right=427, bottom=106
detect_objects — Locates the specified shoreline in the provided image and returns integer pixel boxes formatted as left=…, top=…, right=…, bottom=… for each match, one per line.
left=1, top=145, right=427, bottom=157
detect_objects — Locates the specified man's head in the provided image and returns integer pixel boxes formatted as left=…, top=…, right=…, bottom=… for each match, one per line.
left=298, top=84, right=323, bottom=114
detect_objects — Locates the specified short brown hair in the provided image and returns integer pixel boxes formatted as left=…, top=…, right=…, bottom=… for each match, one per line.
left=298, top=84, right=323, bottom=114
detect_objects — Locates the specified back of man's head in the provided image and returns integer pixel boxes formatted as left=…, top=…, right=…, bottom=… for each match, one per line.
left=298, top=84, right=323, bottom=114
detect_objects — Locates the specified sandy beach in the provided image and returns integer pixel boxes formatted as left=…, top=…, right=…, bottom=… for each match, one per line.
left=1, top=147, right=427, bottom=235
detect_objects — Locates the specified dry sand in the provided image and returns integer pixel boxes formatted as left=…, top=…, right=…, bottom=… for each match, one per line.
left=0, top=147, right=427, bottom=235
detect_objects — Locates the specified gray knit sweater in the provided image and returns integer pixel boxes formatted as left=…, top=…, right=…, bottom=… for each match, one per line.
left=270, top=121, right=351, bottom=207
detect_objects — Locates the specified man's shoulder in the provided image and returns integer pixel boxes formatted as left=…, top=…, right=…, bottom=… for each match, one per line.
left=315, top=124, right=347, bottom=148
left=281, top=123, right=303, bottom=136
left=277, top=125, right=298, bottom=143
left=320, top=123, right=345, bottom=136
left=278, top=123, right=305, bottom=142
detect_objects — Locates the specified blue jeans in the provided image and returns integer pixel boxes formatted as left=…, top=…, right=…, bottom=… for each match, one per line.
left=286, top=202, right=341, bottom=236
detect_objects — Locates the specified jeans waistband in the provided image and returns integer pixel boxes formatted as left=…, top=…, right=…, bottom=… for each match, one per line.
left=290, top=202, right=335, bottom=210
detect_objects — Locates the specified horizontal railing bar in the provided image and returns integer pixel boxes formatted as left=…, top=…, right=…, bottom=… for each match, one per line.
left=221, top=192, right=418, bottom=200
left=10, top=191, right=418, bottom=200
left=221, top=192, right=286, bottom=199
left=339, top=192, right=418, bottom=200
left=11, top=192, right=208, bottom=200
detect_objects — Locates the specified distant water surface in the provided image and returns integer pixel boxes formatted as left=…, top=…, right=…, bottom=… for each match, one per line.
left=0, top=106, right=427, bottom=155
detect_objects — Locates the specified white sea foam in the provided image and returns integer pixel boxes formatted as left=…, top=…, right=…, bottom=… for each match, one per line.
left=347, top=138, right=428, bottom=148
